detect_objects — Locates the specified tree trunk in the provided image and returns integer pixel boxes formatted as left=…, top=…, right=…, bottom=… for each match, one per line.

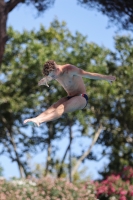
left=45, top=141, right=51, bottom=176
left=68, top=123, right=73, bottom=182
left=45, top=123, right=53, bottom=176
left=57, top=139, right=71, bottom=178
left=71, top=125, right=103, bottom=177
left=2, top=114, right=27, bottom=178
left=57, top=122, right=73, bottom=179
left=0, top=0, right=24, bottom=66
left=0, top=1, right=7, bottom=65
left=8, top=130, right=26, bottom=178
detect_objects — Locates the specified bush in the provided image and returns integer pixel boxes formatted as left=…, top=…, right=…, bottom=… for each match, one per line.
left=2, top=166, right=133, bottom=200
left=95, top=166, right=133, bottom=200
left=0, top=176, right=97, bottom=200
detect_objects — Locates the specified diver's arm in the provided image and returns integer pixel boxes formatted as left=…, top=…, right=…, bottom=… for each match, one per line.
left=69, top=65, right=116, bottom=83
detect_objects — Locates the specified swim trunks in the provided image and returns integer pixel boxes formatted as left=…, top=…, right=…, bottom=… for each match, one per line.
left=67, top=94, right=88, bottom=109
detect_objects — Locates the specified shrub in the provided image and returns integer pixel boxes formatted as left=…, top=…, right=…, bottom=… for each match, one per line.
left=0, top=176, right=97, bottom=200
left=95, top=166, right=133, bottom=200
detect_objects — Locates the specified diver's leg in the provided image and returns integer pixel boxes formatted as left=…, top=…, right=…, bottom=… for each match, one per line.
left=23, top=96, right=68, bottom=126
left=41, top=96, right=68, bottom=115
left=24, top=96, right=86, bottom=126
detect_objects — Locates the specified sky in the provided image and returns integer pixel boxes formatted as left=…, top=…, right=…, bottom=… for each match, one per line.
left=0, top=0, right=132, bottom=180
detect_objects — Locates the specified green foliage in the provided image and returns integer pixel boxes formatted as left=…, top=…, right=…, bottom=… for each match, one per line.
left=31, top=157, right=91, bottom=182
left=28, top=0, right=55, bottom=12
left=1, top=19, right=109, bottom=177
left=1, top=19, right=133, bottom=179
left=0, top=163, right=4, bottom=176
left=96, top=35, right=133, bottom=177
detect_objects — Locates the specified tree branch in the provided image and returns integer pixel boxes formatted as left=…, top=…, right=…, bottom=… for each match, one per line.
left=58, top=123, right=73, bottom=178
left=5, top=127, right=26, bottom=178
left=72, top=125, right=103, bottom=177
left=5, top=0, right=24, bottom=13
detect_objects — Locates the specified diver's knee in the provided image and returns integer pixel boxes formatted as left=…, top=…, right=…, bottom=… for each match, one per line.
left=56, top=104, right=65, bottom=115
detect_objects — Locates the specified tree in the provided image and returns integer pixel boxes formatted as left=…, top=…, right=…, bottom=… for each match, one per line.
left=0, top=19, right=96, bottom=178
left=1, top=0, right=132, bottom=68
left=77, top=0, right=133, bottom=31
left=81, top=35, right=133, bottom=179
left=2, top=19, right=133, bottom=180
left=0, top=20, right=69, bottom=177
left=60, top=32, right=133, bottom=179
left=0, top=0, right=55, bottom=66
left=97, top=35, right=133, bottom=178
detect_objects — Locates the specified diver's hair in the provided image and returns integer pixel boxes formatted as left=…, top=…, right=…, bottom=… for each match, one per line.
left=42, top=60, right=56, bottom=76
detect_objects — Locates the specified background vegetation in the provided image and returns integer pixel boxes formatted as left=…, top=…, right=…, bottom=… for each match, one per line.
left=0, top=0, right=133, bottom=199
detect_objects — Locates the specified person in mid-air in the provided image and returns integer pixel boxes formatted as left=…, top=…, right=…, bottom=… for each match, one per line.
left=23, top=60, right=116, bottom=126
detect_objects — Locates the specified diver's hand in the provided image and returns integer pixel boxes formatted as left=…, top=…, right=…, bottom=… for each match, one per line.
left=38, top=77, right=52, bottom=87
left=38, top=77, right=49, bottom=87
left=106, top=75, right=116, bottom=84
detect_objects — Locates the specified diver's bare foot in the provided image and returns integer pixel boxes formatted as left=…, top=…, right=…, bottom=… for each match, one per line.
left=23, top=118, right=40, bottom=127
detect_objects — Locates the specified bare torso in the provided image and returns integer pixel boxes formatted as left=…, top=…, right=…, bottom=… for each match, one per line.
left=56, top=64, right=86, bottom=96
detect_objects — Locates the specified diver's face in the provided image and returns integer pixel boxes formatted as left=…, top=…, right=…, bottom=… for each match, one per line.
left=48, top=69, right=58, bottom=79
left=48, top=62, right=61, bottom=79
